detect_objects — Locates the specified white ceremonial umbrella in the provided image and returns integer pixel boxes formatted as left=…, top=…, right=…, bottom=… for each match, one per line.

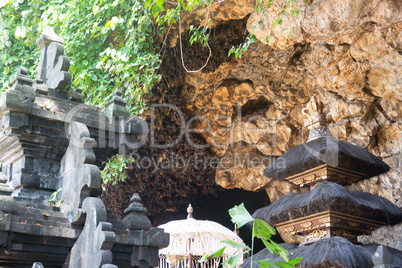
left=158, top=205, right=244, bottom=268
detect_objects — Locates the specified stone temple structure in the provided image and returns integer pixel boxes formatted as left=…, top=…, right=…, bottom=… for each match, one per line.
left=244, top=97, right=402, bottom=267
left=0, top=26, right=169, bottom=267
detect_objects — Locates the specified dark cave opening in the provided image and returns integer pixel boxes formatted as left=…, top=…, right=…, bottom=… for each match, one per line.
left=102, top=15, right=281, bottom=254
left=240, top=96, right=271, bottom=117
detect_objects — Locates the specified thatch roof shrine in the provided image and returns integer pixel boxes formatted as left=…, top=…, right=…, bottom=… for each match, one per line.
left=247, top=96, right=402, bottom=267
left=264, top=96, right=390, bottom=187
left=263, top=137, right=390, bottom=186
left=252, top=181, right=402, bottom=243
left=243, top=237, right=402, bottom=268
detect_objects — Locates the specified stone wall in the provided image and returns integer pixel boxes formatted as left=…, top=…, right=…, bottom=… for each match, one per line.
left=358, top=223, right=402, bottom=250
left=177, top=0, right=401, bottom=206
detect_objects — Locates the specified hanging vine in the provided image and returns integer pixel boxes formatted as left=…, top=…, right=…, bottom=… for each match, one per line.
left=1, top=0, right=306, bottom=113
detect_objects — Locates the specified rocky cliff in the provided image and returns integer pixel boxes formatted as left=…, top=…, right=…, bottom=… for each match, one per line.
left=174, top=0, right=401, bottom=206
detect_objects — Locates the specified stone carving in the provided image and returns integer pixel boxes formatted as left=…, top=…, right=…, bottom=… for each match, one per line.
left=0, top=210, right=11, bottom=233
left=122, top=193, right=152, bottom=231
left=131, top=227, right=169, bottom=268
left=0, top=65, right=68, bottom=200
left=104, top=88, right=148, bottom=155
left=60, top=121, right=101, bottom=223
left=0, top=27, right=148, bottom=201
left=0, top=26, right=165, bottom=267
left=301, top=96, right=333, bottom=141
left=36, top=26, right=71, bottom=96
left=306, top=229, right=328, bottom=242
left=67, top=88, right=83, bottom=102
left=372, top=245, right=393, bottom=268
left=9, top=66, right=35, bottom=102
left=105, top=88, right=130, bottom=122
left=0, top=66, right=34, bottom=114
left=131, top=245, right=160, bottom=268
left=64, top=197, right=115, bottom=268
left=0, top=67, right=59, bottom=199
left=302, top=96, right=327, bottom=127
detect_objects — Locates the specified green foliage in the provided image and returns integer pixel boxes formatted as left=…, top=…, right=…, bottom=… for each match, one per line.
left=0, top=0, right=161, bottom=115
left=189, top=24, right=210, bottom=46
left=229, top=0, right=306, bottom=58
left=1, top=0, right=307, bottom=114
left=228, top=34, right=257, bottom=59
left=228, top=202, right=254, bottom=228
left=48, top=187, right=62, bottom=203
left=146, top=0, right=214, bottom=47
left=0, top=0, right=43, bottom=91
left=101, top=154, right=135, bottom=191
left=199, top=203, right=302, bottom=268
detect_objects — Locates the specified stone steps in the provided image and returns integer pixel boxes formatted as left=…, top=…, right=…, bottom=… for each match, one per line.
left=11, top=215, right=73, bottom=229
left=0, top=251, right=65, bottom=268
left=10, top=200, right=81, bottom=240
left=0, top=184, right=13, bottom=196
left=15, top=206, right=68, bottom=221
left=12, top=232, right=76, bottom=247
left=10, top=221, right=81, bottom=239
left=0, top=198, right=151, bottom=268
left=15, top=198, right=61, bottom=210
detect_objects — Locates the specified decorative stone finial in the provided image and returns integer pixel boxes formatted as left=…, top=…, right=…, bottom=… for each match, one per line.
left=122, top=193, right=152, bottom=230
left=302, top=96, right=332, bottom=141
left=10, top=66, right=35, bottom=101
left=104, top=87, right=133, bottom=155
left=187, top=204, right=193, bottom=219
left=67, top=88, right=83, bottom=102
left=17, top=66, right=28, bottom=76
left=35, top=26, right=71, bottom=96
left=105, top=87, right=129, bottom=121
left=36, top=26, right=64, bottom=49
left=114, top=87, right=123, bottom=98
left=302, top=96, right=327, bottom=127
left=372, top=245, right=393, bottom=268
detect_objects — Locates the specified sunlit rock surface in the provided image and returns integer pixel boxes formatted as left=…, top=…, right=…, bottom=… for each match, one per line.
left=178, top=0, right=401, bottom=206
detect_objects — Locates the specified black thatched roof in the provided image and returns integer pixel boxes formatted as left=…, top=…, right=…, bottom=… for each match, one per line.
left=242, top=237, right=402, bottom=268
left=263, top=136, right=390, bottom=181
left=252, top=182, right=402, bottom=226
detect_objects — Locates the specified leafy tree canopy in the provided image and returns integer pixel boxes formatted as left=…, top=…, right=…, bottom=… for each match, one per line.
left=0, top=0, right=161, bottom=114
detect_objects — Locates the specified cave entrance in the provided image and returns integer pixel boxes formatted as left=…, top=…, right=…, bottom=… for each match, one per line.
left=193, top=188, right=271, bottom=252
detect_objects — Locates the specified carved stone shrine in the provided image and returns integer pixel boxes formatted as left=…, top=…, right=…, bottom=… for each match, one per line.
left=0, top=26, right=169, bottom=267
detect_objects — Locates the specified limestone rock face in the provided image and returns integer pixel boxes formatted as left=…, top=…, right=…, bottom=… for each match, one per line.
left=178, top=0, right=402, bottom=205
left=246, top=0, right=305, bottom=50
left=358, top=223, right=402, bottom=250
left=302, top=0, right=401, bottom=44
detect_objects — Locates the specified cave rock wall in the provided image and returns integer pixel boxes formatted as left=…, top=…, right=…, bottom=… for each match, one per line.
left=179, top=0, right=401, bottom=205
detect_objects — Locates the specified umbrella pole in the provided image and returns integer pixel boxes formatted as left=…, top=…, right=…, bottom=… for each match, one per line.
left=189, top=238, right=193, bottom=268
